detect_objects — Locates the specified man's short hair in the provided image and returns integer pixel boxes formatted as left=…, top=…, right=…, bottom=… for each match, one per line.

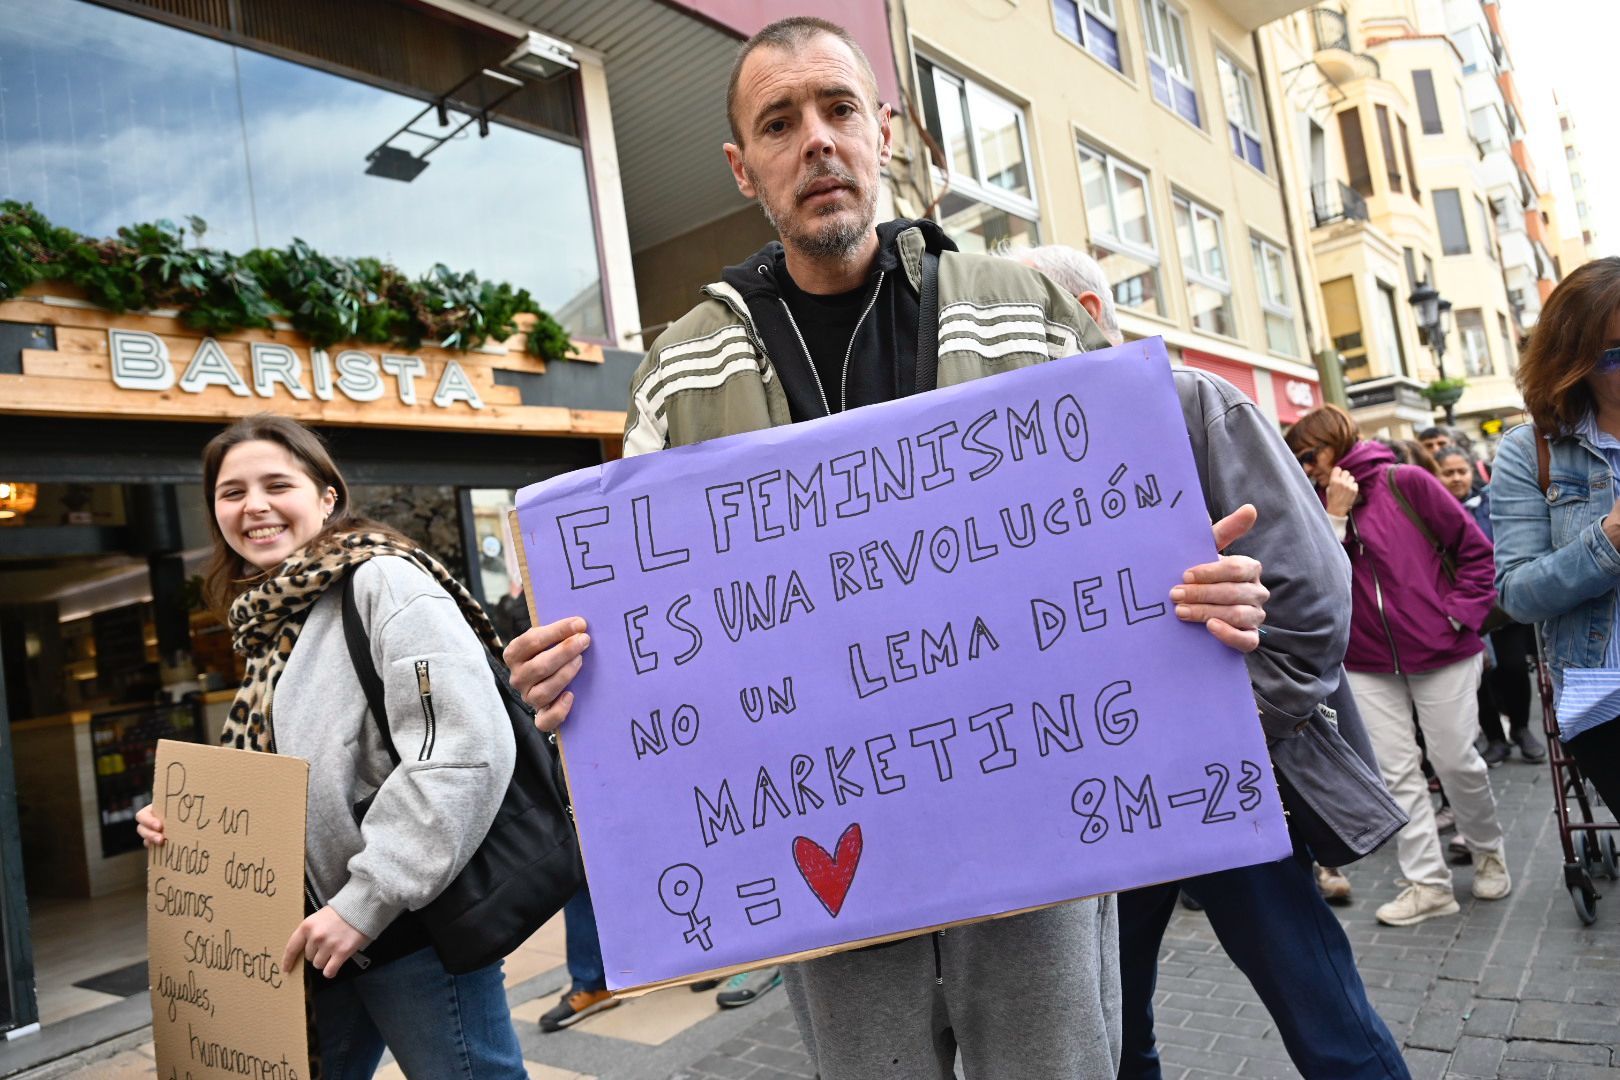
left=1417, top=426, right=1446, bottom=441
left=725, top=17, right=881, bottom=145
left=1004, top=244, right=1122, bottom=345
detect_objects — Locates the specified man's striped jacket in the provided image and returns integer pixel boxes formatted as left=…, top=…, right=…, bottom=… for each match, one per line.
left=622, top=222, right=1113, bottom=457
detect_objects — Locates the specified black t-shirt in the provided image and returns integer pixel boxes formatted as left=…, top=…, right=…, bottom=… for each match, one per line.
left=776, top=262, right=873, bottom=414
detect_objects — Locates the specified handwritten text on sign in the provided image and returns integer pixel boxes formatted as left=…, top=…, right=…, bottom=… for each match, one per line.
left=516, top=339, right=1289, bottom=991
left=148, top=740, right=310, bottom=1080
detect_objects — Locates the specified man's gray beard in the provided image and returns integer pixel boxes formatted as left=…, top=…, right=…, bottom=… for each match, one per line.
left=750, top=167, right=876, bottom=261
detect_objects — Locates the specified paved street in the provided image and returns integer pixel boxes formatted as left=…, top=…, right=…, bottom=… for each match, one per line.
left=19, top=753, right=1620, bottom=1080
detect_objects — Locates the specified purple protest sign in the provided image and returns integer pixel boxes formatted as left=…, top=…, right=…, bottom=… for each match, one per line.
left=515, top=338, right=1289, bottom=992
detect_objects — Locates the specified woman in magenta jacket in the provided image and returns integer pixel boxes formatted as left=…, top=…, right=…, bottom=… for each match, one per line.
left=1286, top=405, right=1511, bottom=928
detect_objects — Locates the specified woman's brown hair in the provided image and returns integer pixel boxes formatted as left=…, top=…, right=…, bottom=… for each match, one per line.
left=200, top=415, right=412, bottom=619
left=1284, top=403, right=1360, bottom=457
left=1520, top=256, right=1620, bottom=434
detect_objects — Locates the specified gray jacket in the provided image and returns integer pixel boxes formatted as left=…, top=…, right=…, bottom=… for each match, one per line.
left=1172, top=368, right=1350, bottom=732
left=275, top=556, right=515, bottom=940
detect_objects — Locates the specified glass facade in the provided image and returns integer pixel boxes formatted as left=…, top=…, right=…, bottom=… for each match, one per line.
left=0, top=0, right=607, bottom=338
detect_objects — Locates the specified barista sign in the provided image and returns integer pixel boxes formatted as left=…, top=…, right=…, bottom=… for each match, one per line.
left=108, top=329, right=486, bottom=410
left=0, top=295, right=624, bottom=436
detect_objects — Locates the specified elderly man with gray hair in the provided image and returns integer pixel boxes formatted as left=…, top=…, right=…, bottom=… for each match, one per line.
left=1007, top=244, right=1124, bottom=346
left=1000, top=244, right=1410, bottom=1078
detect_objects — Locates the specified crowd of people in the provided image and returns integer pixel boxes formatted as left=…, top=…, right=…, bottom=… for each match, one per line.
left=123, top=14, right=1620, bottom=1079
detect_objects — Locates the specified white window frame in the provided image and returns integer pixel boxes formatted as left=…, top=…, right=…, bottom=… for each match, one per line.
left=1142, top=0, right=1199, bottom=126
left=1173, top=193, right=1230, bottom=290
left=1457, top=308, right=1493, bottom=376
left=1077, top=138, right=1166, bottom=315
left=1052, top=0, right=1124, bottom=72
left=1216, top=52, right=1265, bottom=173
left=1078, top=140, right=1162, bottom=269
left=917, top=56, right=1041, bottom=226
left=1250, top=233, right=1298, bottom=356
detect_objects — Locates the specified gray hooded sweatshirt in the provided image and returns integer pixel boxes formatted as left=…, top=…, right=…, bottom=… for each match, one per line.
left=274, top=556, right=515, bottom=940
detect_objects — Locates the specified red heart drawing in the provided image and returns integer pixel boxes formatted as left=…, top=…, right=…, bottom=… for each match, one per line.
left=793, top=823, right=863, bottom=918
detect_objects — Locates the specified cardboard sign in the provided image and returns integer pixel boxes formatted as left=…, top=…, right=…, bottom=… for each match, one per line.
left=513, top=339, right=1290, bottom=992
left=148, top=740, right=310, bottom=1079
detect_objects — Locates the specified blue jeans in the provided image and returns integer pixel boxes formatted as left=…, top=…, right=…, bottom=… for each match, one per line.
left=313, top=946, right=525, bottom=1079
left=1117, top=845, right=1410, bottom=1079
left=564, top=885, right=606, bottom=992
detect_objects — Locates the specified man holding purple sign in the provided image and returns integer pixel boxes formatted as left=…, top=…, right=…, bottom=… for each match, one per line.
left=505, top=17, right=1350, bottom=1079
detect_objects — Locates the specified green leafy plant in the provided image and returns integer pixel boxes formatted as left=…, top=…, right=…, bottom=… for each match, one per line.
left=0, top=201, right=575, bottom=361
left=1421, top=376, right=1468, bottom=405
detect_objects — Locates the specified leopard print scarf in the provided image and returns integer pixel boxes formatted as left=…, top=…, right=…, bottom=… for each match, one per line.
left=220, top=529, right=500, bottom=753
left=219, top=530, right=500, bottom=1074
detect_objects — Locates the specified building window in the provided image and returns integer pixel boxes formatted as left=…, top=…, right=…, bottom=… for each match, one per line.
left=1338, top=108, right=1373, bottom=197
left=1434, top=189, right=1471, bottom=255
left=1077, top=139, right=1165, bottom=316
left=1403, top=248, right=1418, bottom=289
left=1398, top=118, right=1420, bottom=201
left=1172, top=193, right=1234, bottom=337
left=1216, top=53, right=1265, bottom=172
left=1375, top=105, right=1403, bottom=193
left=1457, top=309, right=1492, bottom=376
left=1372, top=281, right=1409, bottom=378
left=1251, top=235, right=1298, bottom=356
left=0, top=0, right=608, bottom=336
left=1143, top=1, right=1200, bottom=127
left=1499, top=312, right=1518, bottom=374
left=917, top=58, right=1040, bottom=253
left=1322, top=277, right=1369, bottom=383
left=1053, top=0, right=1123, bottom=72
left=1476, top=196, right=1496, bottom=261
left=1413, top=70, right=1443, bottom=134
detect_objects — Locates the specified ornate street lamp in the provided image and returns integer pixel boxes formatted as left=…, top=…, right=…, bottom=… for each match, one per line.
left=1409, top=281, right=1460, bottom=424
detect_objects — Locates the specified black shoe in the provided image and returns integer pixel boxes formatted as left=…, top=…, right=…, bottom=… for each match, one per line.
left=1514, top=729, right=1547, bottom=763
left=1482, top=740, right=1511, bottom=767
left=689, top=978, right=721, bottom=992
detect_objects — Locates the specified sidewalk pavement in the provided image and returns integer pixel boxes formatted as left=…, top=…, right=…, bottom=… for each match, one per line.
left=21, top=753, right=1620, bottom=1080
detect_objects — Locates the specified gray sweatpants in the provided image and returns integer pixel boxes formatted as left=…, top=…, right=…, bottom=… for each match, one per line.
left=783, top=897, right=1121, bottom=1079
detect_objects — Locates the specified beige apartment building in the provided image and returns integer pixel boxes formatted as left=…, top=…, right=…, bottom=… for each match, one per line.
left=892, top=0, right=1326, bottom=425
left=1257, top=0, right=1554, bottom=442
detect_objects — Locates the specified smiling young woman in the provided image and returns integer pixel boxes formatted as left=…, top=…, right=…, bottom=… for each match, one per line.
left=139, top=414, right=529, bottom=1079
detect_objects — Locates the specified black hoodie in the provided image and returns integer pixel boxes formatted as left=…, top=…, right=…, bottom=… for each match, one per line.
left=719, top=218, right=957, bottom=423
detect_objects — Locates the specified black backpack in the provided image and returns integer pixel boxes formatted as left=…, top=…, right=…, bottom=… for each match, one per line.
left=340, top=572, right=583, bottom=975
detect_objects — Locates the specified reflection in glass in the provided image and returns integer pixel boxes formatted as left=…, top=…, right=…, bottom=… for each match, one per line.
left=937, top=191, right=1036, bottom=255
left=970, top=91, right=1029, bottom=198
left=1114, top=169, right=1152, bottom=248
left=1091, top=246, right=1164, bottom=317
left=0, top=0, right=606, bottom=337
left=930, top=67, right=976, bottom=179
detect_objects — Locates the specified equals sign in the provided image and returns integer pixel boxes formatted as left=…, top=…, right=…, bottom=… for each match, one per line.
left=1167, top=789, right=1206, bottom=809
left=736, top=878, right=781, bottom=925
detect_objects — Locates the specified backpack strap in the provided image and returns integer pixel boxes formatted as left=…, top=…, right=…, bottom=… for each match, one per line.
left=1535, top=428, right=1551, bottom=495
left=914, top=250, right=940, bottom=393
left=1384, top=465, right=1457, bottom=583
left=341, top=570, right=401, bottom=767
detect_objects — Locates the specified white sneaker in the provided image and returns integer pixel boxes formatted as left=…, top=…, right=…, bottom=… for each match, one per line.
left=1472, top=851, right=1512, bottom=900
left=1376, top=881, right=1460, bottom=926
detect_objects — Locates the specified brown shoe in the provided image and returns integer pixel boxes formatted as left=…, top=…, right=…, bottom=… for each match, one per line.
left=539, top=988, right=618, bottom=1032
left=1316, top=865, right=1352, bottom=905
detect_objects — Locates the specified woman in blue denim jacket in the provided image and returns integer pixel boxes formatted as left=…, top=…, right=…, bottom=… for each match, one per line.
left=1491, top=256, right=1620, bottom=811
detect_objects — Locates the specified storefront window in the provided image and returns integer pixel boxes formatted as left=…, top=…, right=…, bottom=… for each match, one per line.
left=0, top=0, right=607, bottom=338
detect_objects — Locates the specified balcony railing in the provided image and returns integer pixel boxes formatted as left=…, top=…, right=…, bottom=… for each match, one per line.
left=1312, top=8, right=1350, bottom=52
left=1311, top=180, right=1370, bottom=227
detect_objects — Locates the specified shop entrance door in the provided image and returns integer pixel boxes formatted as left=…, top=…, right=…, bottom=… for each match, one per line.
left=0, top=630, right=39, bottom=1035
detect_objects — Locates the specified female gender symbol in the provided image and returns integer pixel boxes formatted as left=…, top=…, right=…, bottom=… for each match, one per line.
left=657, top=863, right=713, bottom=951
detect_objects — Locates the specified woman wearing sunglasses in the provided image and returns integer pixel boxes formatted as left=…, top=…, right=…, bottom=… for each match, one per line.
left=1285, top=404, right=1508, bottom=927
left=1491, top=256, right=1620, bottom=812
